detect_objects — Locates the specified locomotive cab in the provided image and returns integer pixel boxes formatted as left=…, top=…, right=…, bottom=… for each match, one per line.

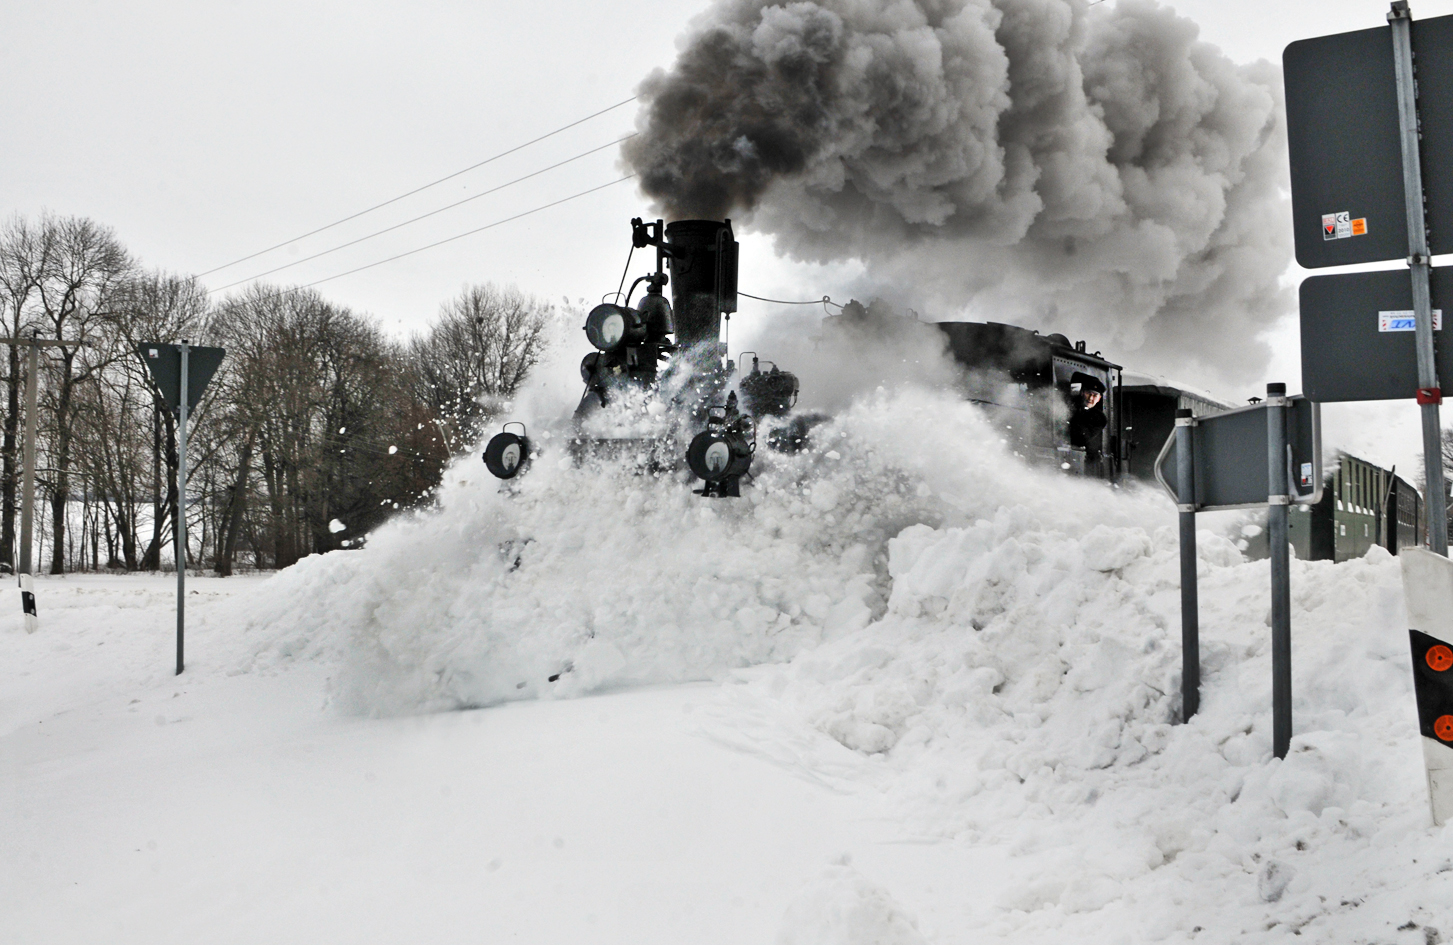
left=937, top=321, right=1123, bottom=480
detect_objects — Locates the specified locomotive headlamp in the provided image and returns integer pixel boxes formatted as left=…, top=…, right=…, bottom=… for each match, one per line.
left=483, top=422, right=531, bottom=479
left=687, top=405, right=754, bottom=491
left=580, top=352, right=601, bottom=384
left=687, top=428, right=753, bottom=483
left=585, top=303, right=645, bottom=352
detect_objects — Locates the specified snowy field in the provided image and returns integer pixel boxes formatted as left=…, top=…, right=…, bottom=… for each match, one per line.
left=5, top=389, right=1453, bottom=944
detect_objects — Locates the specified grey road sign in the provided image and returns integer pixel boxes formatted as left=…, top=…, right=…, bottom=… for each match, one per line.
left=1284, top=13, right=1453, bottom=268
left=136, top=341, right=224, bottom=676
left=1301, top=266, right=1453, bottom=401
left=1154, top=397, right=1323, bottom=512
left=137, top=343, right=224, bottom=412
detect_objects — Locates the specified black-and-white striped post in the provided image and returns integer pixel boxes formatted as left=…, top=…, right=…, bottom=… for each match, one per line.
left=0, top=334, right=90, bottom=632
left=1400, top=547, right=1453, bottom=825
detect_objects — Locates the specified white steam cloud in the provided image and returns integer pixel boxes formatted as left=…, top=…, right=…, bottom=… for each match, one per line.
left=623, top=0, right=1290, bottom=385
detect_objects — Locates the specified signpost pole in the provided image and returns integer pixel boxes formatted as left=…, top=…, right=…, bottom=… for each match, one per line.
left=1174, top=408, right=1200, bottom=720
left=1267, top=383, right=1293, bottom=759
left=1390, top=1, right=1450, bottom=555
left=176, top=341, right=188, bottom=675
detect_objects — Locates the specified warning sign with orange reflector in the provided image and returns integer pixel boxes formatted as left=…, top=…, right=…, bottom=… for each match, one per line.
left=1411, top=630, right=1453, bottom=744
left=1400, top=548, right=1453, bottom=826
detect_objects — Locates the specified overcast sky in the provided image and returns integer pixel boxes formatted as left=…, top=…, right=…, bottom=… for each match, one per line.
left=5, top=0, right=1453, bottom=474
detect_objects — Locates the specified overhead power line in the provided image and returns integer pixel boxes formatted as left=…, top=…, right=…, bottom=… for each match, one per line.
left=211, top=134, right=636, bottom=293
left=196, top=96, right=638, bottom=278
left=217, top=175, right=636, bottom=305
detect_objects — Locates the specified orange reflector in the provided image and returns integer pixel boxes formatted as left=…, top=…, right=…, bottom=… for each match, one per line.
left=1437, top=715, right=1453, bottom=742
left=1429, top=645, right=1453, bottom=673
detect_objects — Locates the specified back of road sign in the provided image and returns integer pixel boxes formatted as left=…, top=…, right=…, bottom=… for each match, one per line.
left=1154, top=398, right=1323, bottom=512
left=137, top=343, right=225, bottom=412
left=1301, top=266, right=1453, bottom=401
left=1284, top=14, right=1453, bottom=268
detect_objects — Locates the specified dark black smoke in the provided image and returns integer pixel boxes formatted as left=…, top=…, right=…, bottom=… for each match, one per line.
left=622, top=0, right=1290, bottom=385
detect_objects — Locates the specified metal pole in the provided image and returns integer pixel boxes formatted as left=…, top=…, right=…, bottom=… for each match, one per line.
left=1390, top=1, right=1450, bottom=556
left=18, top=341, right=37, bottom=632
left=1174, top=408, right=1200, bottom=720
left=1267, top=383, right=1293, bottom=759
left=176, top=341, right=188, bottom=675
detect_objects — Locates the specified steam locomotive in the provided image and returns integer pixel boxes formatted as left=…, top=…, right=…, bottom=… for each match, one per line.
left=483, top=217, right=798, bottom=497
left=482, top=215, right=1228, bottom=493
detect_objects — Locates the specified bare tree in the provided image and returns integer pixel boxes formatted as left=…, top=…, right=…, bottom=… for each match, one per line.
left=407, top=283, right=552, bottom=453
left=2, top=219, right=559, bottom=576
left=29, top=216, right=134, bottom=573
left=0, top=216, right=56, bottom=570
left=211, top=285, right=448, bottom=571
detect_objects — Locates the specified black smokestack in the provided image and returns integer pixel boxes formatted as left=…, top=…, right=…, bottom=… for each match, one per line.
left=622, top=0, right=1291, bottom=386
left=666, top=219, right=739, bottom=349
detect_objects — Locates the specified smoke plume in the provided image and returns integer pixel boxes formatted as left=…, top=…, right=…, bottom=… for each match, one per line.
left=622, top=0, right=1290, bottom=385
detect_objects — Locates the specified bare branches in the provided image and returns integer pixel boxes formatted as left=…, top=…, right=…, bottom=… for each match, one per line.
left=0, top=215, right=551, bottom=574
left=408, top=283, right=552, bottom=452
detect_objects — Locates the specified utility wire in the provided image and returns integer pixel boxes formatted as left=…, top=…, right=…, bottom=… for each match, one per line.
left=211, top=134, right=635, bottom=293
left=196, top=96, right=638, bottom=278
left=220, top=175, right=636, bottom=304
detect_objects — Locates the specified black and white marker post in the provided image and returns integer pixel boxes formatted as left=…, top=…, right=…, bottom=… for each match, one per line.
left=1389, top=1, right=1451, bottom=556
left=1266, top=383, right=1294, bottom=759
left=1174, top=408, right=1199, bottom=721
left=1400, top=547, right=1453, bottom=825
left=0, top=334, right=90, bottom=632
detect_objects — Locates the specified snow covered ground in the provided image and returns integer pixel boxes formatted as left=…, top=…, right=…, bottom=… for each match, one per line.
left=5, top=389, right=1452, bottom=944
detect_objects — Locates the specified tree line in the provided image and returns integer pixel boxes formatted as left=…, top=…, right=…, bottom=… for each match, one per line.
left=0, top=212, right=554, bottom=575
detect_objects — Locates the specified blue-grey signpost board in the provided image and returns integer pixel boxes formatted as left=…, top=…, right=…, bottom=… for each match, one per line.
left=1301, top=266, right=1453, bottom=402
left=137, top=343, right=224, bottom=413
left=1153, top=397, right=1323, bottom=511
left=1286, top=3, right=1449, bottom=557
left=1285, top=13, right=1453, bottom=268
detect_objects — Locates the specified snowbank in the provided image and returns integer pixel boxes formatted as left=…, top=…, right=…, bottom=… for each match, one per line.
left=228, top=387, right=1169, bottom=714
left=25, top=378, right=1453, bottom=942
left=729, top=527, right=1450, bottom=941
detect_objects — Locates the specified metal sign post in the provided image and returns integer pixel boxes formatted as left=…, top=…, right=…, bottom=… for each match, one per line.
left=1156, top=391, right=1321, bottom=756
left=137, top=341, right=224, bottom=675
left=1390, top=2, right=1451, bottom=555
left=1266, top=384, right=1293, bottom=759
left=1174, top=408, right=1200, bottom=720
left=176, top=343, right=188, bottom=675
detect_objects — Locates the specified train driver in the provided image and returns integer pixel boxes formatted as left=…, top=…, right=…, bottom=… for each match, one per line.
left=1067, top=372, right=1108, bottom=463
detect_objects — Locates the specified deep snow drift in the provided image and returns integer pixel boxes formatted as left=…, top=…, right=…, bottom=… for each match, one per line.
left=229, top=388, right=1175, bottom=715
left=210, top=383, right=1453, bottom=941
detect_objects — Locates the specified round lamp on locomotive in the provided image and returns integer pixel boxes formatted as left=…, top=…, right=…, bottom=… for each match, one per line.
left=584, top=303, right=648, bottom=352
left=687, top=400, right=754, bottom=498
left=483, top=423, right=531, bottom=480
